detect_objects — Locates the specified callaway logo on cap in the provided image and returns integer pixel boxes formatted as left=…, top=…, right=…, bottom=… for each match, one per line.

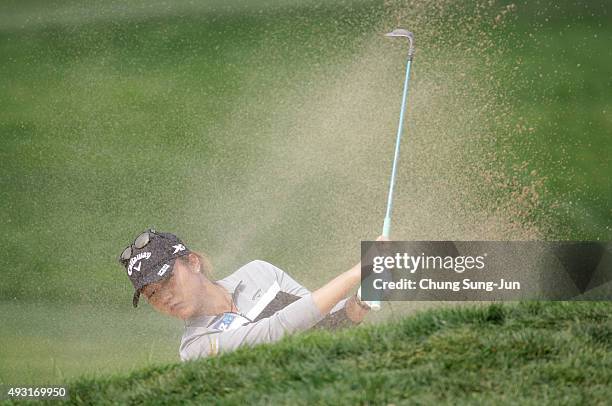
left=118, top=229, right=191, bottom=307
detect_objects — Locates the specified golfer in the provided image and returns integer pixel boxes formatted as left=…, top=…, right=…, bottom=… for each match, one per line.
left=119, top=229, right=381, bottom=361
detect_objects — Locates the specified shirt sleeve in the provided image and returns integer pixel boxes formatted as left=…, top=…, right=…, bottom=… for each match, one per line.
left=180, top=293, right=324, bottom=361
left=313, top=298, right=359, bottom=330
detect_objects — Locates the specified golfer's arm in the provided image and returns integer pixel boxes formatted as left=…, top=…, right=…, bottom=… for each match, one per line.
left=180, top=265, right=365, bottom=360
left=311, top=263, right=361, bottom=315
left=265, top=258, right=364, bottom=319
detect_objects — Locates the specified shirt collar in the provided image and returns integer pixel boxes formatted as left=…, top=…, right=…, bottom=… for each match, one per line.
left=184, top=279, right=244, bottom=328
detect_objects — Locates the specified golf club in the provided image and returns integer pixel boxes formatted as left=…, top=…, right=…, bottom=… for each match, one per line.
left=382, top=28, right=415, bottom=238
left=360, top=29, right=416, bottom=312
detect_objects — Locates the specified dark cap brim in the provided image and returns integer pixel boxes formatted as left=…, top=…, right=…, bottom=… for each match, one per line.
left=133, top=290, right=141, bottom=308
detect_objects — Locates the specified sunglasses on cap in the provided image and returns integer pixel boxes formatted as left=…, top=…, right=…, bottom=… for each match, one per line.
left=119, top=229, right=159, bottom=263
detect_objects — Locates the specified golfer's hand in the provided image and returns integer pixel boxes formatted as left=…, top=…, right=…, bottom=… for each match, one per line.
left=376, top=235, right=390, bottom=241
left=345, top=293, right=369, bottom=322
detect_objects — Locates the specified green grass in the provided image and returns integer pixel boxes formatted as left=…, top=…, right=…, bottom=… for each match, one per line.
left=1, top=0, right=610, bottom=393
left=0, top=0, right=386, bottom=304
left=0, top=301, right=183, bottom=385
left=6, top=301, right=612, bottom=405
left=492, top=3, right=612, bottom=238
left=1, top=0, right=608, bottom=307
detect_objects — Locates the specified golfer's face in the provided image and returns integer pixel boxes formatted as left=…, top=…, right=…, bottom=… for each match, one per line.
left=141, top=259, right=201, bottom=320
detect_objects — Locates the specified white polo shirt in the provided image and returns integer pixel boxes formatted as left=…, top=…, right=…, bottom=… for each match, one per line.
left=180, top=260, right=348, bottom=361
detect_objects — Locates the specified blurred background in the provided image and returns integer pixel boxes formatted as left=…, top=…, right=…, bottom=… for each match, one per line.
left=1, top=0, right=610, bottom=384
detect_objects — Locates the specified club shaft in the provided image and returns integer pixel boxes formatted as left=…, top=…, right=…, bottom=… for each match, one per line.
left=383, top=57, right=413, bottom=238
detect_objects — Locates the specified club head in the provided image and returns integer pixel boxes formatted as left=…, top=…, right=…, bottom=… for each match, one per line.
left=384, top=29, right=413, bottom=40
left=384, top=28, right=415, bottom=58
